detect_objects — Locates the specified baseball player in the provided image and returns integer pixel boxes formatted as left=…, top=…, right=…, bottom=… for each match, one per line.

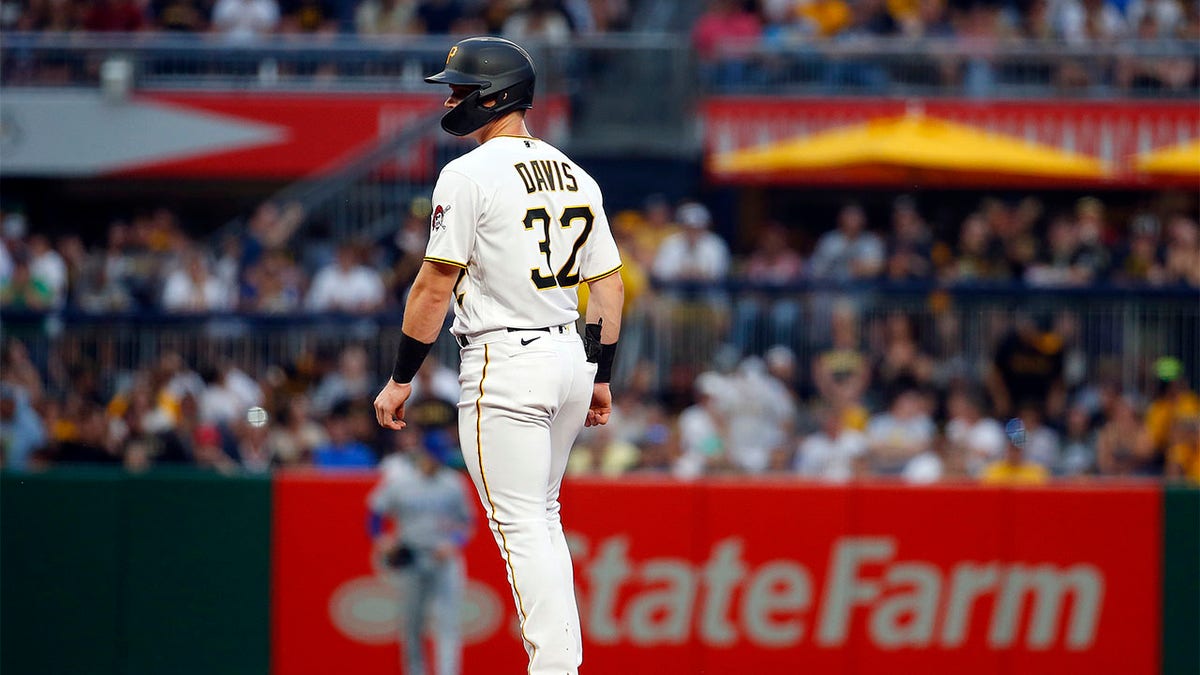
left=373, top=36, right=624, bottom=675
left=368, top=435, right=474, bottom=675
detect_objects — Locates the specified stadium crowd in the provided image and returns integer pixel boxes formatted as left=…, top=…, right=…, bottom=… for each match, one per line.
left=3, top=0, right=632, bottom=36
left=693, top=0, right=1200, bottom=94
left=2, top=192, right=1197, bottom=484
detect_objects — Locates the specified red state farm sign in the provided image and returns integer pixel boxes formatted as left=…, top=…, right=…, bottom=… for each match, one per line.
left=273, top=476, right=1160, bottom=675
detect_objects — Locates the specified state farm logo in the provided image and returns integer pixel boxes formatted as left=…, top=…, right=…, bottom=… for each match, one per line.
left=327, top=534, right=1105, bottom=652
left=568, top=534, right=1103, bottom=651
left=329, top=563, right=504, bottom=645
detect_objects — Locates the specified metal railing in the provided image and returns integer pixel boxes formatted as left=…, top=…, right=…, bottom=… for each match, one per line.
left=4, top=284, right=1197, bottom=402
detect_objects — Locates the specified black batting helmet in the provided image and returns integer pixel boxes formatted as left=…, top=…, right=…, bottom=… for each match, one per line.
left=425, top=36, right=536, bottom=137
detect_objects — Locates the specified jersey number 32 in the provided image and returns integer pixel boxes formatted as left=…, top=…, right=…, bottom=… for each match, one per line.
left=523, top=205, right=594, bottom=290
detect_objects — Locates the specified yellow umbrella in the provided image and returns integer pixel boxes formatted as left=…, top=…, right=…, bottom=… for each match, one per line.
left=1134, top=139, right=1200, bottom=177
left=711, top=115, right=1109, bottom=183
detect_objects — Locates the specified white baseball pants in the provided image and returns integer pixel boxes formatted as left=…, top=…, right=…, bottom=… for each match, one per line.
left=457, top=326, right=594, bottom=675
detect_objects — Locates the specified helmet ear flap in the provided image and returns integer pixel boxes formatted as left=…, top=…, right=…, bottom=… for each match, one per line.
left=440, top=81, right=534, bottom=137
left=440, top=89, right=494, bottom=137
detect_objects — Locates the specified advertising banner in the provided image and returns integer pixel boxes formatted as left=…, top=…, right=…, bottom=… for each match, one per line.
left=0, top=89, right=569, bottom=179
left=703, top=98, right=1200, bottom=186
left=273, top=475, right=1160, bottom=675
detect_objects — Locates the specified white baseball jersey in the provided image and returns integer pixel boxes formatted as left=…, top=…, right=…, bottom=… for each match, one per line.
left=423, top=136, right=622, bottom=338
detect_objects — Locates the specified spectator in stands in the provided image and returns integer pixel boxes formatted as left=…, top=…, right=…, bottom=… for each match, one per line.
left=232, top=415, right=274, bottom=473
left=578, top=0, right=630, bottom=32
left=1162, top=215, right=1200, bottom=287
left=386, top=197, right=432, bottom=305
left=942, top=212, right=1009, bottom=282
left=987, top=198, right=1039, bottom=280
left=1114, top=213, right=1166, bottom=285
left=1095, top=394, right=1145, bottom=475
left=153, top=0, right=210, bottom=30
left=0, top=383, right=46, bottom=470
left=212, top=0, right=280, bottom=41
left=83, top=0, right=146, bottom=30
left=414, top=0, right=464, bottom=33
left=987, top=311, right=1066, bottom=420
left=242, top=202, right=303, bottom=271
left=673, top=372, right=732, bottom=479
left=764, top=344, right=801, bottom=398
left=15, top=0, right=80, bottom=30
left=266, top=394, right=327, bottom=465
left=306, top=243, right=386, bottom=313
left=503, top=0, right=573, bottom=44
left=1072, top=197, right=1112, bottom=279
left=310, top=344, right=374, bottom=415
left=200, top=362, right=264, bottom=425
left=723, top=356, right=797, bottom=473
left=808, top=203, right=884, bottom=282
left=928, top=310, right=976, bottom=389
left=1060, top=404, right=1098, bottom=476
left=865, top=388, right=935, bottom=476
left=870, top=313, right=934, bottom=408
left=693, top=0, right=763, bottom=88
left=794, top=403, right=867, bottom=482
left=49, top=402, right=124, bottom=466
left=1166, top=415, right=1200, bottom=482
left=242, top=249, right=303, bottom=313
left=1016, top=404, right=1062, bottom=470
left=190, top=424, right=240, bottom=475
left=1052, top=0, right=1128, bottom=43
left=812, top=302, right=871, bottom=428
left=945, top=387, right=1007, bottom=476
left=313, top=401, right=376, bottom=469
left=409, top=357, right=461, bottom=406
left=652, top=201, right=731, bottom=287
left=883, top=196, right=933, bottom=281
left=1025, top=214, right=1085, bottom=287
left=1143, top=357, right=1200, bottom=469
left=27, top=234, right=67, bottom=308
left=0, top=253, right=53, bottom=310
left=732, top=221, right=804, bottom=355
left=980, top=418, right=1049, bottom=485
left=162, top=248, right=233, bottom=312
left=280, top=0, right=338, bottom=33
left=568, top=417, right=641, bottom=476
left=356, top=0, right=420, bottom=35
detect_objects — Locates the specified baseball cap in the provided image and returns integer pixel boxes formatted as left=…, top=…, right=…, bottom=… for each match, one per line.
left=1004, top=418, right=1026, bottom=448
left=677, top=202, right=712, bottom=229
left=1155, top=356, right=1183, bottom=383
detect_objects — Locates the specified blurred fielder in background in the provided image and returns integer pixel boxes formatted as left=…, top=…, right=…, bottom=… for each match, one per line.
left=369, top=430, right=473, bottom=675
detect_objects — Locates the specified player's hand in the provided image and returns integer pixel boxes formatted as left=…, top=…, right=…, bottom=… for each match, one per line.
left=585, top=383, right=612, bottom=427
left=433, top=541, right=458, bottom=561
left=374, top=380, right=413, bottom=430
left=373, top=534, right=396, bottom=557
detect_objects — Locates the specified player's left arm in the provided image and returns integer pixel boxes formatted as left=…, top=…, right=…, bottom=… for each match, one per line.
left=583, top=271, right=624, bottom=427
left=373, top=260, right=460, bottom=430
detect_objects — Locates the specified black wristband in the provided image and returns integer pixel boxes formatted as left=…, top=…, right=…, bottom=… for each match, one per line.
left=584, top=322, right=602, bottom=363
left=595, top=342, right=618, bottom=384
left=391, top=333, right=434, bottom=384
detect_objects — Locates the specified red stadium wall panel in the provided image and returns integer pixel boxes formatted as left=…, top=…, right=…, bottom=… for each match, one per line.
left=272, top=475, right=1160, bottom=675
left=0, top=88, right=569, bottom=179
left=702, top=98, right=1200, bottom=187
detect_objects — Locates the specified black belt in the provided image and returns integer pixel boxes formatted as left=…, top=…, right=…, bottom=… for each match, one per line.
left=457, top=324, right=569, bottom=348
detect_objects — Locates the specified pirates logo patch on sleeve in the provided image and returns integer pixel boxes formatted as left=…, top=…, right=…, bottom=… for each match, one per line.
left=431, top=204, right=451, bottom=231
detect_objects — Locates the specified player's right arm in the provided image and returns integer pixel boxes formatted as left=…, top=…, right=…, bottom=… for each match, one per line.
left=373, top=260, right=460, bottom=430
left=583, top=271, right=624, bottom=427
